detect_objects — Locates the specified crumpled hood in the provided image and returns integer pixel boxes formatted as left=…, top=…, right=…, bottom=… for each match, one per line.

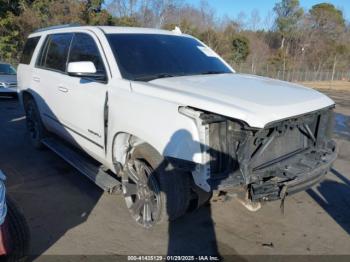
left=131, top=73, right=334, bottom=128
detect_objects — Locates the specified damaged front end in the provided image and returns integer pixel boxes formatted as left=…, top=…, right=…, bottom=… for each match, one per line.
left=180, top=106, right=337, bottom=204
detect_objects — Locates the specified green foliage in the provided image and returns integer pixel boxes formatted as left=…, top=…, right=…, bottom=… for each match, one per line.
left=0, top=0, right=115, bottom=62
left=113, top=16, right=139, bottom=27
left=0, top=0, right=349, bottom=73
left=162, top=19, right=201, bottom=39
left=86, top=0, right=104, bottom=12
left=273, top=0, right=304, bottom=37
left=0, top=0, right=33, bottom=17
left=84, top=0, right=114, bottom=25
left=310, top=3, right=345, bottom=29
left=306, top=3, right=347, bottom=69
left=268, top=49, right=287, bottom=70
left=230, top=36, right=250, bottom=65
left=0, top=11, right=19, bottom=62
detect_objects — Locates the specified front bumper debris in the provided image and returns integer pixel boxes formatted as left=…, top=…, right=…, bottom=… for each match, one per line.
left=249, top=143, right=337, bottom=201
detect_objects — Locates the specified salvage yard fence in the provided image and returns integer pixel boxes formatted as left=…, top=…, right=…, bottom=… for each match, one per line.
left=238, top=69, right=350, bottom=82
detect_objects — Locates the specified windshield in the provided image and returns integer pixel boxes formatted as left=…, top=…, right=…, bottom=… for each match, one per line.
left=107, top=34, right=232, bottom=81
left=0, top=64, right=16, bottom=75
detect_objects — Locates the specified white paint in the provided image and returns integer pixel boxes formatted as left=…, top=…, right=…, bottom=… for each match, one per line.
left=17, top=26, right=335, bottom=192
left=67, top=62, right=96, bottom=74
left=149, top=73, right=334, bottom=128
left=197, top=46, right=218, bottom=57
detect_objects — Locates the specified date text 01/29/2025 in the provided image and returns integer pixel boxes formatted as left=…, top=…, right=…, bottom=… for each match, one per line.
left=127, top=255, right=220, bottom=261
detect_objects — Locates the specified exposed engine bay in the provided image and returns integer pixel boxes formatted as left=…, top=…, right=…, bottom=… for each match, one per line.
left=180, top=106, right=337, bottom=202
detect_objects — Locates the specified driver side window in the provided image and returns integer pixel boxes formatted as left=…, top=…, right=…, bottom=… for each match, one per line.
left=68, top=33, right=106, bottom=76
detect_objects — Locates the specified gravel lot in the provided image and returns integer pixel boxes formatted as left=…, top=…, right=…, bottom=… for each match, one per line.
left=0, top=88, right=349, bottom=260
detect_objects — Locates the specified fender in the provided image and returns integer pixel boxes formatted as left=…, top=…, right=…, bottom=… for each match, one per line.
left=106, top=86, right=211, bottom=191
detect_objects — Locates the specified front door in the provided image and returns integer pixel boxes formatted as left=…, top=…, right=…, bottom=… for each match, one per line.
left=55, top=32, right=109, bottom=160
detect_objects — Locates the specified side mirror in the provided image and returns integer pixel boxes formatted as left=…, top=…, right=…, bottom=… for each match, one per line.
left=67, top=61, right=106, bottom=82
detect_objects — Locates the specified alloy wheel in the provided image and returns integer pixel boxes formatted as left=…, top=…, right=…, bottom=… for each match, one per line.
left=122, top=158, right=162, bottom=228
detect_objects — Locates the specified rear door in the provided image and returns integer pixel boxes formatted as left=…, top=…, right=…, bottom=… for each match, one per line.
left=17, top=36, right=41, bottom=98
left=34, top=33, right=74, bottom=136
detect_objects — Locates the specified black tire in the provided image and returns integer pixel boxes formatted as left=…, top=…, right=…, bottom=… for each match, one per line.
left=24, top=98, right=47, bottom=149
left=2, top=197, right=30, bottom=262
left=122, top=143, right=191, bottom=228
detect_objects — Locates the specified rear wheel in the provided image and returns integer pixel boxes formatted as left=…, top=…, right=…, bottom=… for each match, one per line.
left=122, top=144, right=191, bottom=228
left=24, top=98, right=47, bottom=149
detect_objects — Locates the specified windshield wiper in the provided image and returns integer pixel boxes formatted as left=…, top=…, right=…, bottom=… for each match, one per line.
left=133, top=73, right=178, bottom=82
left=200, top=71, right=227, bottom=75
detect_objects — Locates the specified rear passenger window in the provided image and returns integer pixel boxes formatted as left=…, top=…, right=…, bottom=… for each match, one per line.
left=20, top=36, right=41, bottom=65
left=39, top=33, right=73, bottom=72
left=68, top=33, right=106, bottom=74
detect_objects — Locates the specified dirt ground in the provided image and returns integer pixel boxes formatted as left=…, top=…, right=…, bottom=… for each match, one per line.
left=0, top=86, right=349, bottom=260
left=299, top=80, right=350, bottom=91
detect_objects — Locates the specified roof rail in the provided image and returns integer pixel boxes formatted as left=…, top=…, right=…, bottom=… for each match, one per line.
left=34, top=24, right=81, bottom=33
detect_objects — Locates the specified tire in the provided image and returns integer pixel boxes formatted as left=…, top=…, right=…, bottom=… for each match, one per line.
left=24, top=98, right=47, bottom=149
left=2, top=197, right=30, bottom=262
left=122, top=143, right=191, bottom=228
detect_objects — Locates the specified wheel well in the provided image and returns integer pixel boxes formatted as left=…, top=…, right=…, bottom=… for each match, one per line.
left=112, top=132, right=159, bottom=168
left=113, top=132, right=209, bottom=212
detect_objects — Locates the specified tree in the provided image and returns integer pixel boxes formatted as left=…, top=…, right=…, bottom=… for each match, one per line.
left=107, top=0, right=138, bottom=18
left=0, top=0, right=34, bottom=17
left=0, top=0, right=349, bottom=73
left=84, top=0, right=114, bottom=25
left=231, top=36, right=250, bottom=65
left=243, top=31, right=271, bottom=74
left=310, top=3, right=345, bottom=30
left=273, top=0, right=303, bottom=48
left=113, top=16, right=139, bottom=26
left=307, top=3, right=347, bottom=73
left=309, top=3, right=345, bottom=40
left=273, top=0, right=303, bottom=78
left=0, top=12, right=18, bottom=62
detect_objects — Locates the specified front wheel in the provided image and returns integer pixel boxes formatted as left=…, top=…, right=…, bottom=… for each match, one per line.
left=122, top=144, right=192, bottom=228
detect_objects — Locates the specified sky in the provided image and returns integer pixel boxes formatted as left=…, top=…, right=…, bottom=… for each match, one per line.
left=187, top=0, right=350, bottom=28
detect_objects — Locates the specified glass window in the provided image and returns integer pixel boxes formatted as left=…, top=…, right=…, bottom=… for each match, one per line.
left=68, top=33, right=106, bottom=74
left=106, top=34, right=232, bottom=81
left=0, top=64, right=16, bottom=75
left=36, top=36, right=50, bottom=68
left=20, top=36, right=41, bottom=65
left=44, top=34, right=73, bottom=72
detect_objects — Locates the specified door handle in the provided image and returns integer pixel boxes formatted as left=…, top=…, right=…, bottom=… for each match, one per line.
left=58, top=86, right=68, bottom=93
left=33, top=76, right=40, bottom=82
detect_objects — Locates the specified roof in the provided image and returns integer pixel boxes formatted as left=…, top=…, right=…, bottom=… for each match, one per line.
left=98, top=26, right=180, bottom=35
left=29, top=25, right=187, bottom=38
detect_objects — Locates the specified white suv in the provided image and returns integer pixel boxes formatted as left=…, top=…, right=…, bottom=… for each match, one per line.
left=17, top=25, right=337, bottom=228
